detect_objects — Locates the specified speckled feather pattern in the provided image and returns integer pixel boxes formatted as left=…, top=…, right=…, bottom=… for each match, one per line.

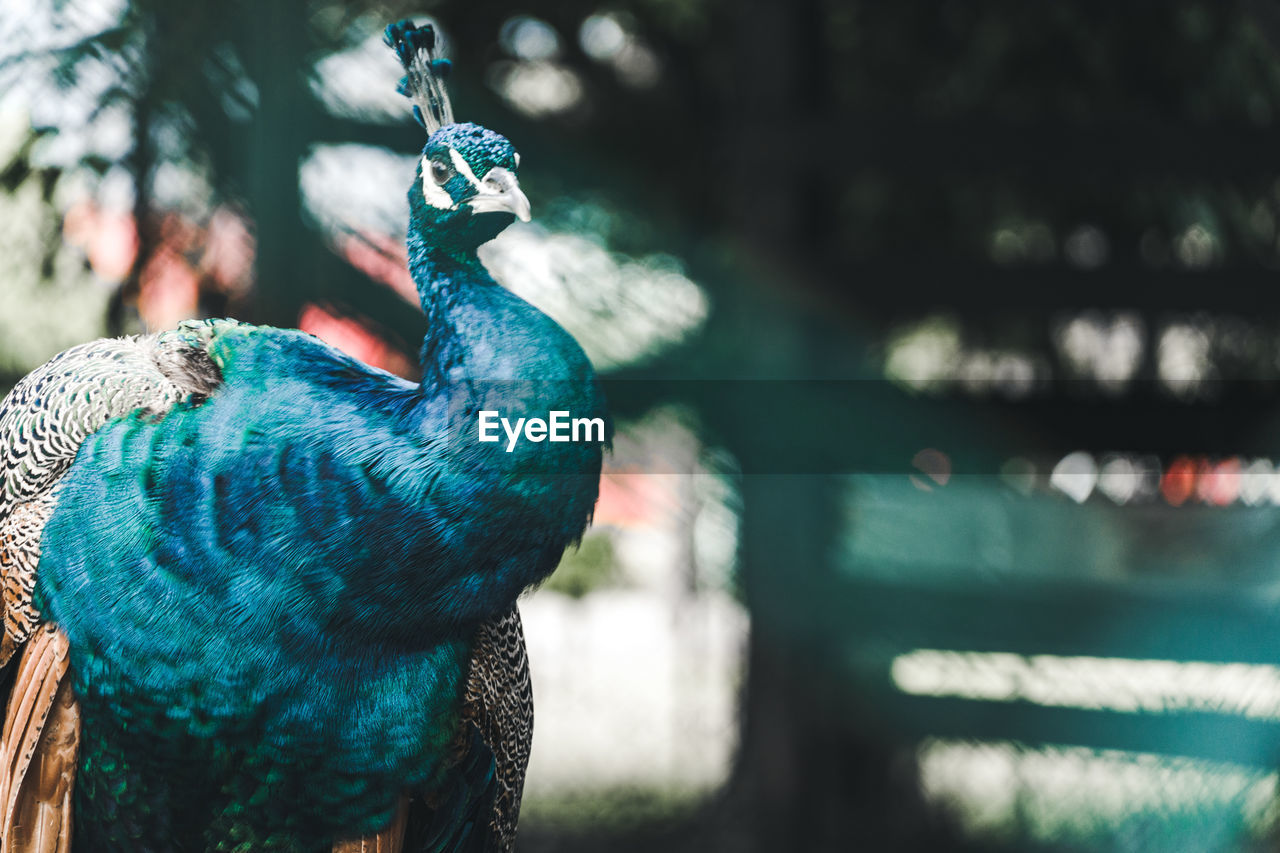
left=0, top=324, right=227, bottom=514
left=0, top=490, right=58, bottom=668
left=1, top=337, right=183, bottom=514
left=459, top=609, right=531, bottom=852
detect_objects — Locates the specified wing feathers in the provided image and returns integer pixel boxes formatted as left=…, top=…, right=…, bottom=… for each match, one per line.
left=0, top=495, right=57, bottom=670
left=0, top=624, right=78, bottom=853
left=460, top=609, right=531, bottom=852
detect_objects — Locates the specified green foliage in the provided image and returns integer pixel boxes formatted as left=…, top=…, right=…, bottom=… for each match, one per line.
left=544, top=531, right=617, bottom=598
left=521, top=784, right=705, bottom=832
left=0, top=123, right=107, bottom=377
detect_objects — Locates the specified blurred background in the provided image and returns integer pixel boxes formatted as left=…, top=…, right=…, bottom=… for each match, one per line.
left=7, top=0, right=1280, bottom=850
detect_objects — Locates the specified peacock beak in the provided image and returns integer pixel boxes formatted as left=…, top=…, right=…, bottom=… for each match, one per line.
left=469, top=167, right=532, bottom=223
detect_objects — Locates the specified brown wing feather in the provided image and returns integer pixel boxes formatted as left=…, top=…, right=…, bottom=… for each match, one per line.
left=0, top=624, right=78, bottom=853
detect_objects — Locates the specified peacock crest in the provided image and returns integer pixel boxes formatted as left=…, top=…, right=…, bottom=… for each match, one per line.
left=385, top=19, right=455, bottom=134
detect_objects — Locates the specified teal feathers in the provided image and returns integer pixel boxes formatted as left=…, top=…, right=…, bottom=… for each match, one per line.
left=408, top=725, right=498, bottom=853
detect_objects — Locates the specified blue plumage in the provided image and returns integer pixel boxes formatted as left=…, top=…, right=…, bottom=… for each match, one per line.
left=4, top=18, right=607, bottom=852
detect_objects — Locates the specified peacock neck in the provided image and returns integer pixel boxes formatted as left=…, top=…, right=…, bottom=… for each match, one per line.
left=407, top=230, right=490, bottom=392
left=388, top=226, right=605, bottom=635
left=407, top=227, right=590, bottom=394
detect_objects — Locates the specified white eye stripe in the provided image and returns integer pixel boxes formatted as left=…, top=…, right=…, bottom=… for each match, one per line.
left=421, top=147, right=520, bottom=210
left=420, top=156, right=453, bottom=210
left=449, top=148, right=513, bottom=194
left=449, top=149, right=486, bottom=191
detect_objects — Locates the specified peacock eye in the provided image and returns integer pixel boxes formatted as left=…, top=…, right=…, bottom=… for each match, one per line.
left=430, top=159, right=451, bottom=186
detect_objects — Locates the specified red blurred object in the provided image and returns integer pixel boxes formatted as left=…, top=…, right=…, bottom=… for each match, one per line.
left=64, top=198, right=431, bottom=380
left=62, top=201, right=139, bottom=282
left=297, top=304, right=416, bottom=379
left=1161, top=456, right=1197, bottom=506
left=137, top=245, right=200, bottom=332
left=593, top=470, right=667, bottom=528
left=1197, top=458, right=1241, bottom=507
left=199, top=207, right=255, bottom=298
left=63, top=202, right=256, bottom=331
left=337, top=231, right=418, bottom=307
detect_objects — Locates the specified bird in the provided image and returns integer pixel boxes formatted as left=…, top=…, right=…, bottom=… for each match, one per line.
left=0, top=18, right=608, bottom=853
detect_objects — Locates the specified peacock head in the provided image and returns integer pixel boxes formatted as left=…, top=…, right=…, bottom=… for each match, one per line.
left=410, top=122, right=530, bottom=251
left=387, top=19, right=530, bottom=253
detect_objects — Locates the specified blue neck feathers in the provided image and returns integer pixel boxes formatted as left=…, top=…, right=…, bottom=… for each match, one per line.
left=408, top=229, right=488, bottom=391
left=405, top=224, right=601, bottom=392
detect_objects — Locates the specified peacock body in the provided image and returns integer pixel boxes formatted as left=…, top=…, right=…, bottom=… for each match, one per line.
left=0, top=20, right=606, bottom=853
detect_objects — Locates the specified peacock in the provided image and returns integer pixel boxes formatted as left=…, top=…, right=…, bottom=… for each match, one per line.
left=0, top=19, right=608, bottom=853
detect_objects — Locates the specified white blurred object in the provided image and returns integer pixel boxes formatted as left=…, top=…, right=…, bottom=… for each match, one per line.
left=1055, top=312, right=1144, bottom=392
left=310, top=25, right=425, bottom=124
left=0, top=0, right=133, bottom=168
left=299, top=143, right=416, bottom=236
left=1158, top=321, right=1213, bottom=398
left=1050, top=451, right=1097, bottom=503
left=919, top=739, right=1277, bottom=845
left=521, top=587, right=747, bottom=792
left=1241, top=459, right=1276, bottom=507
left=1097, top=455, right=1138, bottom=505
left=577, top=13, right=661, bottom=88
left=500, top=16, right=561, bottom=62
left=482, top=223, right=708, bottom=370
left=580, top=15, right=628, bottom=61
left=487, top=60, right=584, bottom=117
